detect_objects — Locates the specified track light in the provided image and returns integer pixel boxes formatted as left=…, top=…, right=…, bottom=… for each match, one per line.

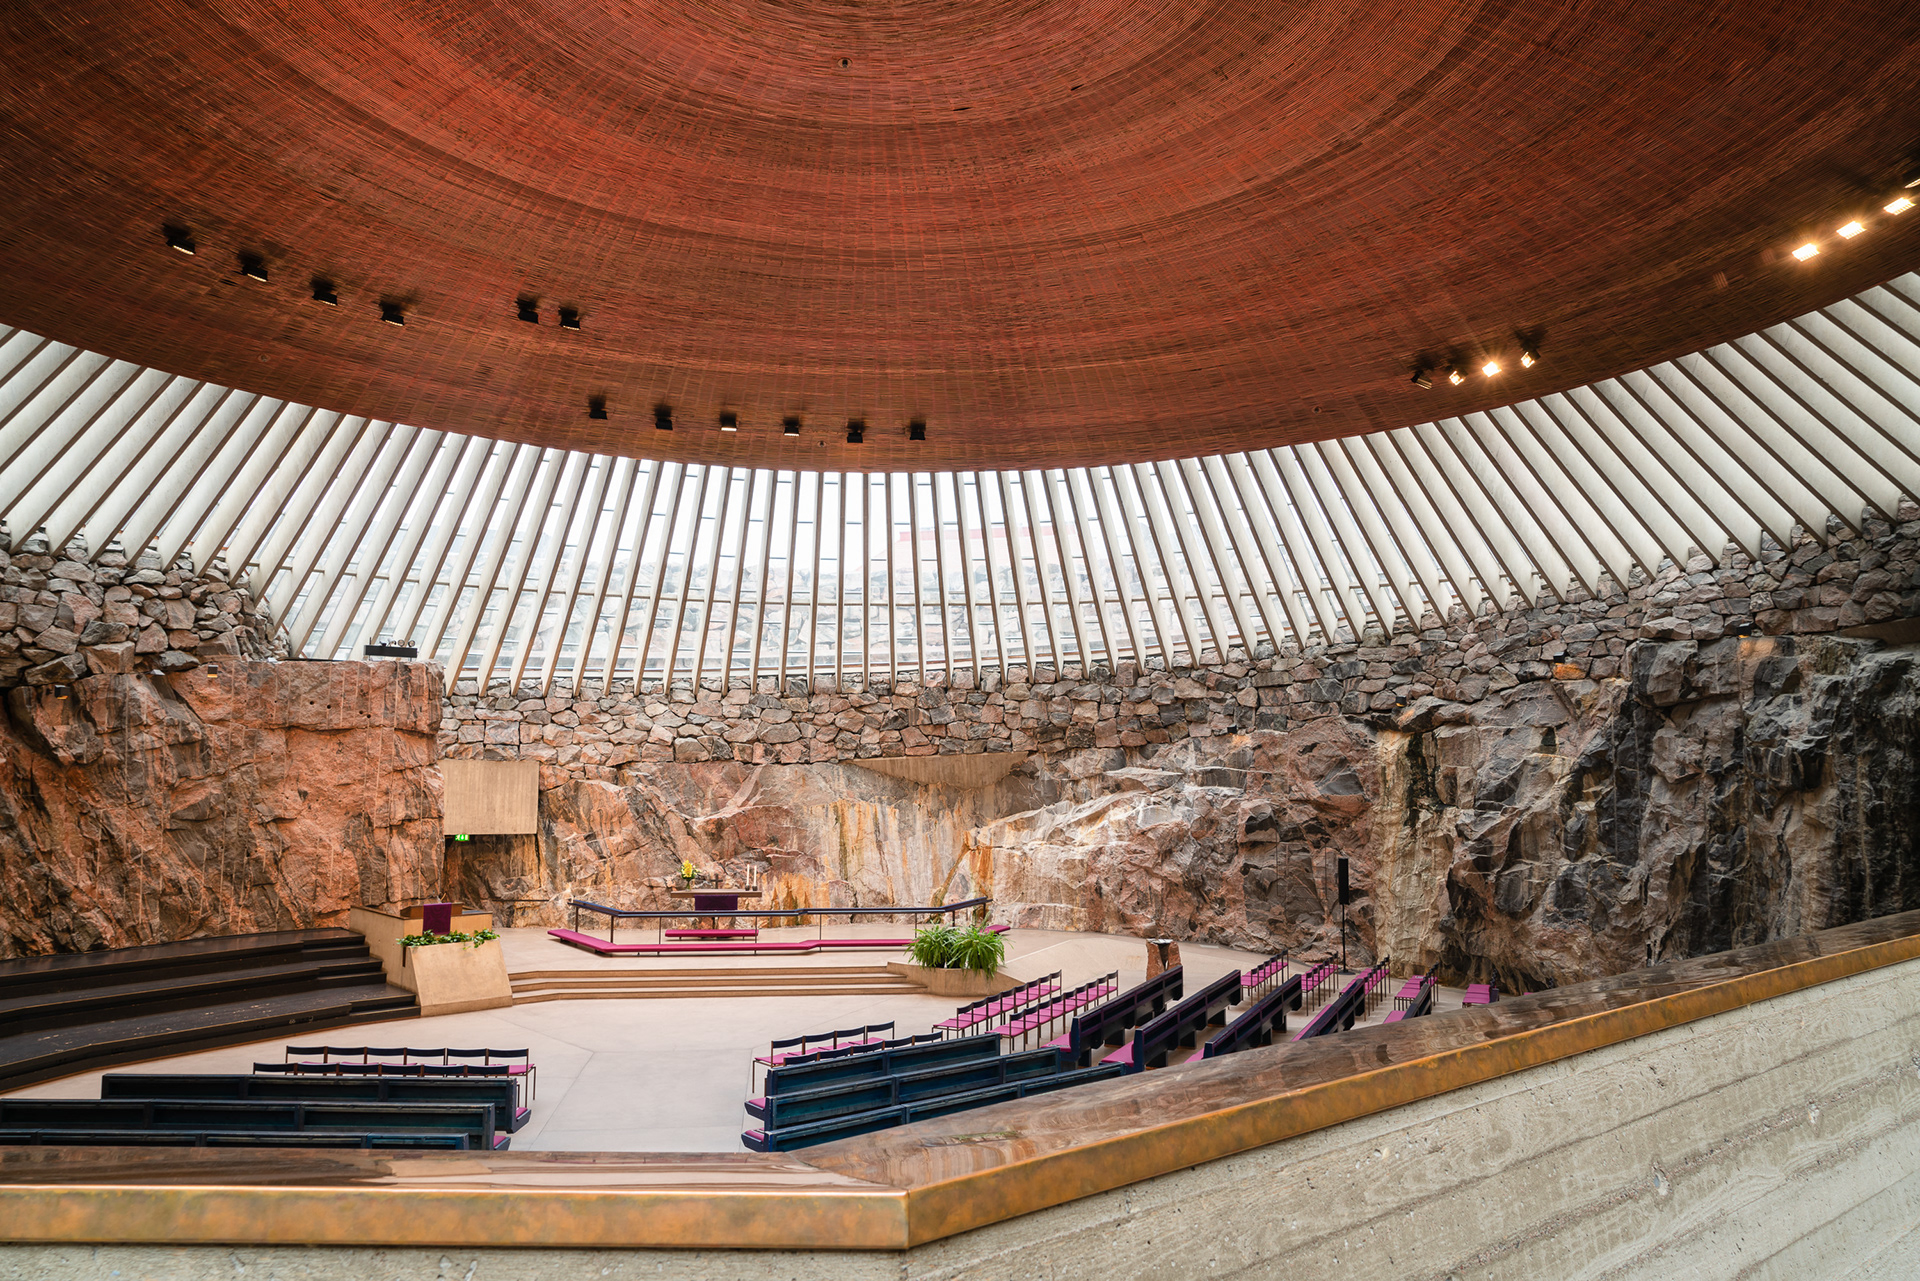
left=588, top=396, right=608, bottom=420
left=238, top=252, right=268, bottom=282
left=782, top=416, right=801, bottom=436
left=846, top=419, right=865, bottom=444
left=163, top=225, right=196, bottom=255
left=310, top=278, right=339, bottom=305
left=516, top=299, right=539, bottom=324
left=908, top=419, right=926, bottom=441
left=558, top=307, right=580, bottom=330
left=1836, top=220, right=1864, bottom=239
left=1410, top=366, right=1433, bottom=389
left=1447, top=366, right=1466, bottom=386
left=1792, top=242, right=1819, bottom=261
left=719, top=411, right=738, bottom=432
left=655, top=405, right=673, bottom=431
left=380, top=301, right=406, bottom=326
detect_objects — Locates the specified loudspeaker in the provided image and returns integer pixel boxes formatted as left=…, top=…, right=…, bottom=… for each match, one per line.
left=1337, top=857, right=1350, bottom=906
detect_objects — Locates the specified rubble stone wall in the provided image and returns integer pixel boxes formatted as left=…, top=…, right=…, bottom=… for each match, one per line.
left=442, top=510, right=1920, bottom=989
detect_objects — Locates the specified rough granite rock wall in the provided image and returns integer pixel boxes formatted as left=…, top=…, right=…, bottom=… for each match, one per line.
left=0, top=661, right=443, bottom=957
left=444, top=509, right=1920, bottom=987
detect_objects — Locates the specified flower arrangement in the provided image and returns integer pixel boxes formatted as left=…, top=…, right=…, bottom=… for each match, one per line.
left=907, top=923, right=1006, bottom=975
left=398, top=929, right=500, bottom=949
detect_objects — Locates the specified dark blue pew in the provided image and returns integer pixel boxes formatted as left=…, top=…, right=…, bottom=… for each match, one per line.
left=101, top=1072, right=529, bottom=1131
left=1200, top=974, right=1303, bottom=1059
left=1048, top=966, right=1185, bottom=1066
left=0, top=1129, right=473, bottom=1150
left=1106, top=969, right=1243, bottom=1071
left=763, top=1033, right=1001, bottom=1097
left=743, top=1062, right=1126, bottom=1152
left=0, top=1097, right=509, bottom=1150
left=746, top=1046, right=1072, bottom=1128
left=1293, top=962, right=1388, bottom=1041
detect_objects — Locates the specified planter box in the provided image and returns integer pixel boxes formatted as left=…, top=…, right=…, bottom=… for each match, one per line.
left=887, top=962, right=1018, bottom=998
left=397, top=938, right=514, bottom=1016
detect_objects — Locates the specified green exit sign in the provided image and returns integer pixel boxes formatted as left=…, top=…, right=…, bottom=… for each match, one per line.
left=451, top=834, right=471, bottom=842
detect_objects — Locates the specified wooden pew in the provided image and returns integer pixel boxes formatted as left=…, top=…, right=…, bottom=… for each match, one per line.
left=743, top=1062, right=1126, bottom=1152
left=1200, top=974, right=1303, bottom=1059
left=0, top=1097, right=509, bottom=1150
left=1047, top=966, right=1185, bottom=1067
left=101, top=1072, right=529, bottom=1131
left=1293, top=962, right=1389, bottom=1041
left=746, top=1046, right=1073, bottom=1129
left=761, top=1034, right=1002, bottom=1099
left=1106, top=969, right=1244, bottom=1071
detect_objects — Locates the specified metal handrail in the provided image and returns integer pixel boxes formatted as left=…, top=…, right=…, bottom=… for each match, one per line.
left=567, top=896, right=994, bottom=943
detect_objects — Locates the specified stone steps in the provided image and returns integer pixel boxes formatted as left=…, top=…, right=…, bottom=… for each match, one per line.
left=508, top=965, right=928, bottom=1003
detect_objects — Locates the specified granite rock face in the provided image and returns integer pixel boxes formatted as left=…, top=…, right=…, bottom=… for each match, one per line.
left=0, top=661, right=442, bottom=957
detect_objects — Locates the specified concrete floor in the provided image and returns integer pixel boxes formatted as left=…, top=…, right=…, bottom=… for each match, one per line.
left=8, top=928, right=1467, bottom=1151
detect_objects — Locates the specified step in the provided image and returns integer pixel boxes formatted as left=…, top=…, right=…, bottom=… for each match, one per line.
left=510, top=984, right=927, bottom=1004
left=0, top=957, right=390, bottom=1032
left=509, top=965, right=915, bottom=981
left=0, top=931, right=372, bottom=998
left=0, top=983, right=418, bottom=1094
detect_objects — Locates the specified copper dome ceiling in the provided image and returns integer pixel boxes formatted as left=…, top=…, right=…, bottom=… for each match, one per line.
left=2, top=0, right=1918, bottom=470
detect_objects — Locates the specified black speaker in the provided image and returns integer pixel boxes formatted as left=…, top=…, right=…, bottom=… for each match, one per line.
left=1337, top=857, right=1350, bottom=905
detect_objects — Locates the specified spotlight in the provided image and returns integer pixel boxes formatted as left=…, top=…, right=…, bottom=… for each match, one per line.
left=380, top=301, right=406, bottom=326
left=1481, top=360, right=1501, bottom=377
left=516, top=298, right=539, bottom=323
left=782, top=416, right=801, bottom=436
left=1886, top=196, right=1914, bottom=215
left=655, top=405, right=673, bottom=431
left=1409, top=366, right=1433, bottom=389
left=558, top=307, right=580, bottom=330
left=1792, top=243, right=1819, bottom=261
left=310, top=278, right=339, bottom=305
left=1836, top=220, right=1864, bottom=239
left=846, top=419, right=865, bottom=444
left=1447, top=366, right=1466, bottom=386
left=719, top=411, right=738, bottom=432
left=238, top=252, right=268, bottom=282
left=908, top=419, right=926, bottom=441
left=163, top=225, right=196, bottom=255
left=588, top=396, right=608, bottom=420
left=1519, top=341, right=1539, bottom=369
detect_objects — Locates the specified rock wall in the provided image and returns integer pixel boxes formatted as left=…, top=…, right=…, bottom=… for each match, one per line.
left=4, top=507, right=1916, bottom=980
left=445, top=509, right=1920, bottom=988
left=0, top=661, right=442, bottom=957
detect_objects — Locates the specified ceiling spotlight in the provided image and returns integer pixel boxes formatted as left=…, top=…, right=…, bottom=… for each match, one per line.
left=719, top=411, right=738, bottom=432
left=782, top=416, right=801, bottom=436
left=1836, top=220, right=1864, bottom=239
left=1409, top=366, right=1433, bottom=389
left=1519, top=341, right=1539, bottom=369
left=588, top=396, right=608, bottom=420
left=516, top=299, right=539, bottom=323
left=163, top=225, right=197, bottom=255
left=1792, top=242, right=1819, bottom=261
left=1481, top=360, right=1501, bottom=377
left=238, top=252, right=268, bottom=282
left=1447, top=366, right=1466, bottom=386
left=655, top=405, right=673, bottom=431
left=846, top=419, right=865, bottom=444
left=908, top=419, right=927, bottom=441
left=379, top=301, right=406, bottom=326
left=558, top=307, right=580, bottom=330
left=1886, top=196, right=1914, bottom=215
left=310, top=278, right=339, bottom=305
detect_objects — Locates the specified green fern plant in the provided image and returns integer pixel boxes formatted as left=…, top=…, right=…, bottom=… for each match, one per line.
left=908, top=924, right=958, bottom=969
left=947, top=924, right=1006, bottom=975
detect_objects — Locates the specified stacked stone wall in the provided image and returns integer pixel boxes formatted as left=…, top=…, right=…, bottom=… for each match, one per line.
left=440, top=509, right=1920, bottom=772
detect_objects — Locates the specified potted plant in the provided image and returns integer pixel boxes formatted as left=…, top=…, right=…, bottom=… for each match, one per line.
left=888, top=922, right=1014, bottom=997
